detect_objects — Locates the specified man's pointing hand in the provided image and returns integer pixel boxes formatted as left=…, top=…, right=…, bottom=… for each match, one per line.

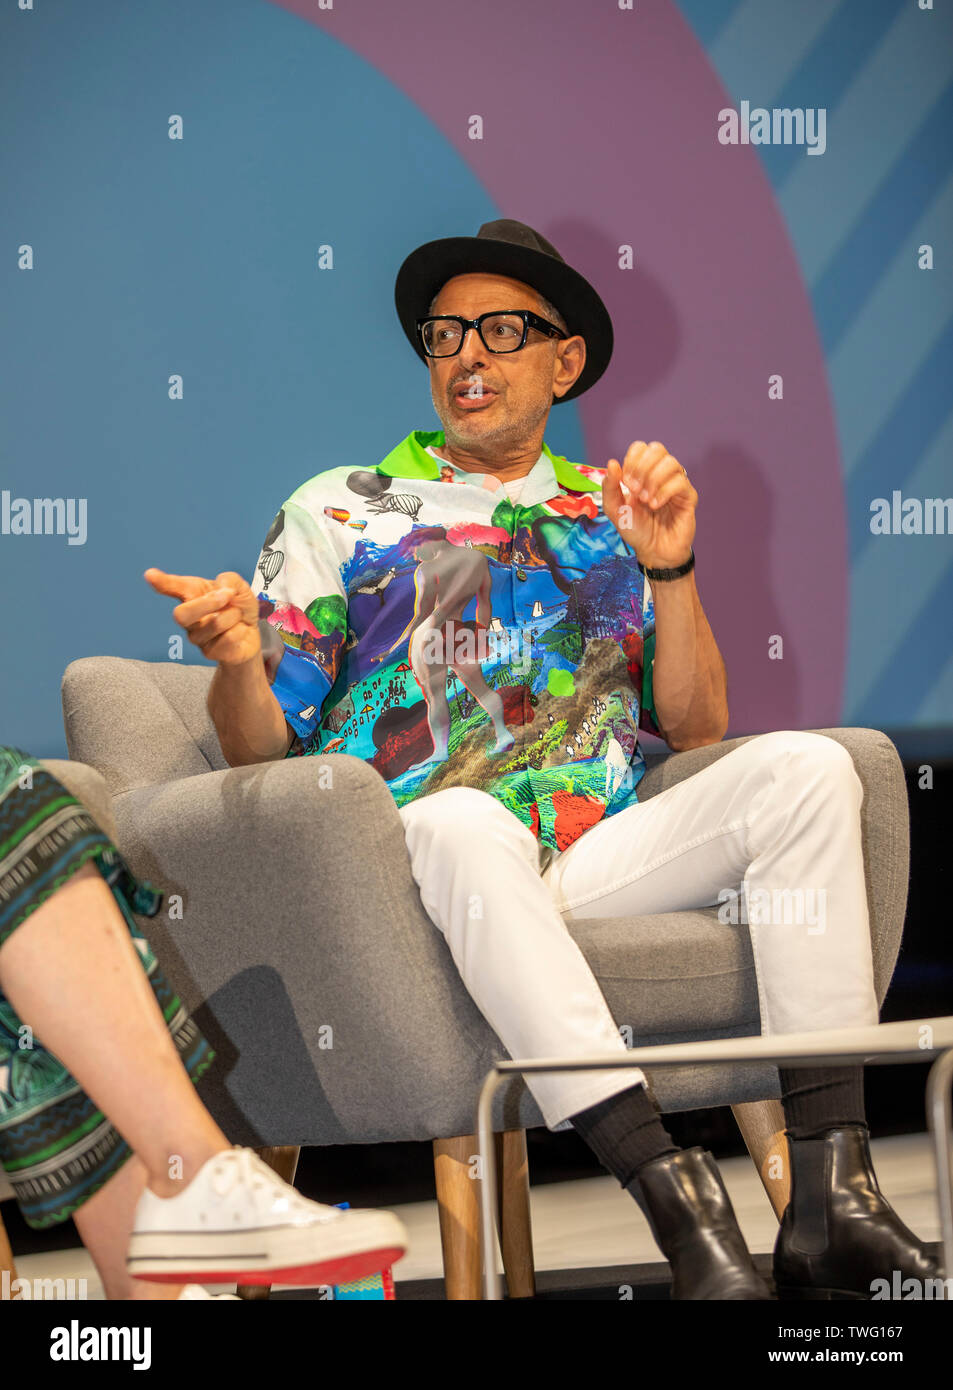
left=144, top=568, right=263, bottom=666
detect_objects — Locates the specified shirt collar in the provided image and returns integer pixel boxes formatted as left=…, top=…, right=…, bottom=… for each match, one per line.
left=375, top=429, right=601, bottom=495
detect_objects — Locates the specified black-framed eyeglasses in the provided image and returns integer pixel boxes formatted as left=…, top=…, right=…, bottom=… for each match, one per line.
left=416, top=310, right=568, bottom=358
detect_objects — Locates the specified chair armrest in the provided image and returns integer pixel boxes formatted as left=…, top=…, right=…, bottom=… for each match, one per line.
left=107, top=753, right=501, bottom=1144
left=111, top=751, right=391, bottom=889
left=637, top=728, right=909, bottom=1004
left=40, top=759, right=119, bottom=843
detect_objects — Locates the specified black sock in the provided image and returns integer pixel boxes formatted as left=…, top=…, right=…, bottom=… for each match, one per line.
left=779, top=1065, right=866, bottom=1140
left=570, top=1083, right=680, bottom=1188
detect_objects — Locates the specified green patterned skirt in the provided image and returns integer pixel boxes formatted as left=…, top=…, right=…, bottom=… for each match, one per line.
left=0, top=746, right=215, bottom=1228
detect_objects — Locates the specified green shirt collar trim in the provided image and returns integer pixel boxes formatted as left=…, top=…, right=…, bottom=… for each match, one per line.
left=376, top=430, right=601, bottom=493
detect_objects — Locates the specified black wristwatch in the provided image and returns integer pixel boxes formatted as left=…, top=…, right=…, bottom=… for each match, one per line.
left=638, top=547, right=695, bottom=582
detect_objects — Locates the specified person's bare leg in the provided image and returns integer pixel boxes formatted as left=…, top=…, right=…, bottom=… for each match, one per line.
left=0, top=861, right=231, bottom=1296
left=74, top=1154, right=189, bottom=1301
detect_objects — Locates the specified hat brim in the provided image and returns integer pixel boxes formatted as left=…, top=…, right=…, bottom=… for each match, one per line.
left=394, top=235, right=613, bottom=404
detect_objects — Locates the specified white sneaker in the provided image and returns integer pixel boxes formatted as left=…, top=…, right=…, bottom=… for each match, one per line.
left=127, top=1147, right=407, bottom=1287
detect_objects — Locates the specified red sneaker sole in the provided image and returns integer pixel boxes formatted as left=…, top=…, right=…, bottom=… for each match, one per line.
left=131, top=1246, right=405, bottom=1288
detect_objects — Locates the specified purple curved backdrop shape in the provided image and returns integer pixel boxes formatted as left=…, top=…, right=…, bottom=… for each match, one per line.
left=269, top=0, right=845, bottom=738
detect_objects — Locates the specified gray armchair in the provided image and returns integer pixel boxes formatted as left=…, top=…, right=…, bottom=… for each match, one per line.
left=58, top=655, right=910, bottom=1297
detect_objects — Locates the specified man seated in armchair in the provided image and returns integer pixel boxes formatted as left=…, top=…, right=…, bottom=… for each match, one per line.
left=146, top=219, right=936, bottom=1300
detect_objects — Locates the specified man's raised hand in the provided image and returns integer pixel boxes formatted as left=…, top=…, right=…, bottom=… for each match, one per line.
left=602, top=441, right=697, bottom=572
left=144, top=569, right=262, bottom=666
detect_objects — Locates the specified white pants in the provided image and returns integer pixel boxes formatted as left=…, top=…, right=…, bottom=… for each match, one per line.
left=398, top=730, right=880, bottom=1130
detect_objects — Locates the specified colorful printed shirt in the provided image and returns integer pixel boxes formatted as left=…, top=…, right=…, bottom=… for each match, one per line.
left=251, top=429, right=660, bottom=861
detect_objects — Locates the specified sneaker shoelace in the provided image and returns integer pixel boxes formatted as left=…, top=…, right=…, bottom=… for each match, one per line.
left=206, top=1147, right=342, bottom=1222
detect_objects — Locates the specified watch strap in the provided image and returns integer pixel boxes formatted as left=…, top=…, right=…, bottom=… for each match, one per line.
left=638, top=547, right=696, bottom=582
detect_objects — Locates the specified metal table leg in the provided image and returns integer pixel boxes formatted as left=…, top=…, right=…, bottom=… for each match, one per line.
left=477, top=1068, right=504, bottom=1301
left=926, top=1048, right=953, bottom=1282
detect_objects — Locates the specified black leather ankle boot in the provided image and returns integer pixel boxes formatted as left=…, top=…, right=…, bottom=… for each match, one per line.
left=774, top=1125, right=939, bottom=1299
left=634, top=1147, right=773, bottom=1299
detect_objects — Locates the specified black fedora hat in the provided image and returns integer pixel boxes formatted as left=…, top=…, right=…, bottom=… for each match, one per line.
left=394, top=218, right=613, bottom=404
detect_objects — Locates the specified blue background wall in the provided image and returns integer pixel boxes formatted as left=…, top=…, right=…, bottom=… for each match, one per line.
left=1, top=0, right=950, bottom=759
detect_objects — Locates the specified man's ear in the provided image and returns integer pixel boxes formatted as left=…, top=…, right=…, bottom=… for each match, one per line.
left=553, top=334, right=586, bottom=399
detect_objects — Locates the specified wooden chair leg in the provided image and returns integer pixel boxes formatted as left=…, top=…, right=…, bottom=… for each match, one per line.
left=0, top=1208, right=17, bottom=1287
left=433, top=1134, right=482, bottom=1300
left=731, top=1099, right=791, bottom=1221
left=495, top=1128, right=536, bottom=1298
left=236, top=1145, right=301, bottom=1301
left=433, top=1129, right=536, bottom=1300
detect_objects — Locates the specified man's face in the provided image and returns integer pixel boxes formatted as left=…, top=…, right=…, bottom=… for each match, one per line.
left=425, top=273, right=585, bottom=452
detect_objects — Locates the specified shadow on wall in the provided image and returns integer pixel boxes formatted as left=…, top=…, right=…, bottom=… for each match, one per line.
left=545, top=216, right=806, bottom=739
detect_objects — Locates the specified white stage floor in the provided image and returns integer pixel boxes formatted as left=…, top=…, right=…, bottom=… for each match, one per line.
left=10, top=1131, right=942, bottom=1299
